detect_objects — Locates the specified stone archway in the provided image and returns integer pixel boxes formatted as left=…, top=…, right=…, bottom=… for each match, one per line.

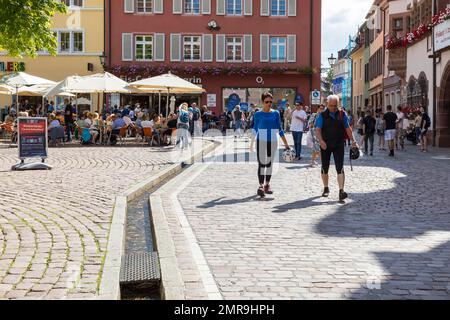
left=437, top=60, right=450, bottom=147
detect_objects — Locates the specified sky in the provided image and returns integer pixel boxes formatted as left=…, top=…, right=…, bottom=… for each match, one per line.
left=321, top=0, right=373, bottom=69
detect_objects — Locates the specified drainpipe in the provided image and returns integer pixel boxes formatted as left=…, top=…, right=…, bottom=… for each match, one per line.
left=432, top=0, right=437, bottom=147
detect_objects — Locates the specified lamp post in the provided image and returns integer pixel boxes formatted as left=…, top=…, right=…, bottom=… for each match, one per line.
left=328, top=53, right=337, bottom=68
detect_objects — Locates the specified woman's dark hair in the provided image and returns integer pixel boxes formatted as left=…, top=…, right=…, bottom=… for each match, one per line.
left=261, top=92, right=273, bottom=101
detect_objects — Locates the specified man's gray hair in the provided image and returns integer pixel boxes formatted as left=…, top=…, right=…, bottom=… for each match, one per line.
left=327, top=94, right=340, bottom=104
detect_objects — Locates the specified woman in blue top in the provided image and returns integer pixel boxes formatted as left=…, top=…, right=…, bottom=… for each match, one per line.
left=251, top=92, right=291, bottom=198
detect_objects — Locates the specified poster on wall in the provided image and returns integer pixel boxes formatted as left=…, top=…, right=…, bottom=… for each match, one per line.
left=207, top=94, right=216, bottom=108
left=240, top=102, right=249, bottom=112
left=18, top=117, right=48, bottom=159
left=226, top=93, right=241, bottom=112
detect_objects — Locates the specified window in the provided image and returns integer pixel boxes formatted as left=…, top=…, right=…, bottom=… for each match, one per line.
left=135, top=35, right=153, bottom=61
left=226, top=37, right=242, bottom=62
left=394, top=18, right=403, bottom=31
left=270, top=37, right=286, bottom=62
left=59, top=32, right=71, bottom=52
left=226, top=0, right=242, bottom=15
left=183, top=36, right=201, bottom=61
left=137, top=0, right=152, bottom=13
left=184, top=0, right=200, bottom=14
left=271, top=0, right=286, bottom=16
left=62, top=0, right=83, bottom=6
left=73, top=32, right=83, bottom=52
left=57, top=31, right=84, bottom=53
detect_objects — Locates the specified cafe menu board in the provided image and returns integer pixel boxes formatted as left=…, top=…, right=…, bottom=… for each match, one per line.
left=18, top=117, right=48, bottom=159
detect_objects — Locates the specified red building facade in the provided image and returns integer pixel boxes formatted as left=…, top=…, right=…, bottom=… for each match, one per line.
left=105, top=0, right=321, bottom=114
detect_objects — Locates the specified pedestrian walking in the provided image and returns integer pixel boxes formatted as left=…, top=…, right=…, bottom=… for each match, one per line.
left=376, top=112, right=386, bottom=151
left=414, top=111, right=423, bottom=146
left=251, top=92, right=291, bottom=198
left=64, top=99, right=74, bottom=142
left=290, top=102, right=307, bottom=160
left=176, top=103, right=192, bottom=150
left=308, top=104, right=325, bottom=166
left=283, top=103, right=292, bottom=132
left=315, top=95, right=358, bottom=202
left=363, top=110, right=376, bottom=156
left=383, top=105, right=398, bottom=157
left=396, top=106, right=406, bottom=150
left=420, top=106, right=431, bottom=153
left=357, top=112, right=365, bottom=149
left=232, top=105, right=244, bottom=138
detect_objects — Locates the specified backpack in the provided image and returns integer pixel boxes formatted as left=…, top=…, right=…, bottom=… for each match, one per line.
left=180, top=111, right=189, bottom=124
left=365, top=116, right=376, bottom=134
left=192, top=108, right=200, bottom=121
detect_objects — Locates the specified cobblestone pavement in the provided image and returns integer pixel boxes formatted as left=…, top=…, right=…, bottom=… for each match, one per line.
left=0, top=142, right=204, bottom=299
left=173, top=134, right=450, bottom=300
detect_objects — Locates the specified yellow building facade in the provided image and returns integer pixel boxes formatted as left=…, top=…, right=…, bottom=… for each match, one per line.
left=0, top=0, right=104, bottom=107
left=350, top=45, right=364, bottom=120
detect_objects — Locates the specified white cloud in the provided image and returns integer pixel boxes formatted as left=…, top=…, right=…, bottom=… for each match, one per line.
left=321, top=0, right=373, bottom=68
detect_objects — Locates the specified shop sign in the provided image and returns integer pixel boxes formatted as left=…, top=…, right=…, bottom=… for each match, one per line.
left=18, top=117, right=48, bottom=159
left=435, top=19, right=450, bottom=52
left=207, top=94, right=216, bottom=107
left=0, top=62, right=26, bottom=72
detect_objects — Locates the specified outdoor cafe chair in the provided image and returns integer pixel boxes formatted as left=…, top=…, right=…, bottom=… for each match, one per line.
left=118, top=126, right=128, bottom=145
left=142, top=127, right=157, bottom=146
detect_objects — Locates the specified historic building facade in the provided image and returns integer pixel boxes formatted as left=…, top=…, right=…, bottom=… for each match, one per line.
left=104, top=0, right=322, bottom=113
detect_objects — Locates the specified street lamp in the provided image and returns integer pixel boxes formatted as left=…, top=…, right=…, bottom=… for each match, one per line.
left=99, top=52, right=107, bottom=68
left=328, top=53, right=337, bottom=67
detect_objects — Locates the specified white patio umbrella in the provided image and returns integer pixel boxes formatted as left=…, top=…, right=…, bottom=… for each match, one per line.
left=0, top=84, right=14, bottom=95
left=44, top=75, right=84, bottom=98
left=128, top=72, right=205, bottom=117
left=3, top=72, right=56, bottom=106
left=55, top=72, right=130, bottom=112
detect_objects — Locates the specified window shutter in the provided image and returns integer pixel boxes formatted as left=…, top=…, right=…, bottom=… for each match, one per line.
left=287, top=35, right=296, bottom=62
left=216, top=0, right=225, bottom=15
left=260, top=0, right=269, bottom=16
left=154, top=33, right=165, bottom=61
left=173, top=0, right=182, bottom=14
left=170, top=34, right=181, bottom=61
left=154, top=0, right=164, bottom=13
left=288, top=0, right=297, bottom=16
left=243, top=35, right=252, bottom=62
left=202, top=34, right=213, bottom=62
left=124, top=0, right=134, bottom=13
left=122, top=33, right=133, bottom=61
left=202, top=0, right=211, bottom=14
left=260, top=34, right=269, bottom=62
left=216, top=34, right=225, bottom=62
left=243, top=0, right=252, bottom=15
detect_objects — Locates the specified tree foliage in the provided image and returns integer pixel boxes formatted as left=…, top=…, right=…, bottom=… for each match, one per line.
left=0, top=0, right=66, bottom=57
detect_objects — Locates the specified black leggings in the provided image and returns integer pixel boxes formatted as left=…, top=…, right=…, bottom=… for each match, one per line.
left=321, top=143, right=345, bottom=175
left=257, top=139, right=278, bottom=185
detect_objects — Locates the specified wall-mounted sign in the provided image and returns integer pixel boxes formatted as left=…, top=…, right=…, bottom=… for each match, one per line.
left=435, top=19, right=450, bottom=52
left=256, top=76, right=264, bottom=84
left=207, top=94, right=216, bottom=107
left=0, top=62, right=25, bottom=72
left=310, top=90, right=321, bottom=105
left=226, top=93, right=241, bottom=112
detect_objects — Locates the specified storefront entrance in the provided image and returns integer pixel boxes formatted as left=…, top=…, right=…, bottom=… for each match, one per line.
left=437, top=62, right=450, bottom=147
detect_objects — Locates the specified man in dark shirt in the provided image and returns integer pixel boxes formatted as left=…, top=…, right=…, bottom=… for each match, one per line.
left=420, top=106, right=431, bottom=152
left=363, top=110, right=376, bottom=156
left=64, top=99, right=74, bottom=142
left=383, top=105, right=398, bottom=157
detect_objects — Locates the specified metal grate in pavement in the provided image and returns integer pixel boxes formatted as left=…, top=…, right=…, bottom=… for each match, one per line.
left=120, top=252, right=161, bottom=285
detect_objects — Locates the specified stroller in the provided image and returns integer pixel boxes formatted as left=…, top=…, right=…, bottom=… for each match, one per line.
left=405, top=124, right=419, bottom=145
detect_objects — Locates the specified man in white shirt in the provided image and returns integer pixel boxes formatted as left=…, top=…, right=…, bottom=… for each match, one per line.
left=396, top=105, right=405, bottom=150
left=290, top=102, right=307, bottom=160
